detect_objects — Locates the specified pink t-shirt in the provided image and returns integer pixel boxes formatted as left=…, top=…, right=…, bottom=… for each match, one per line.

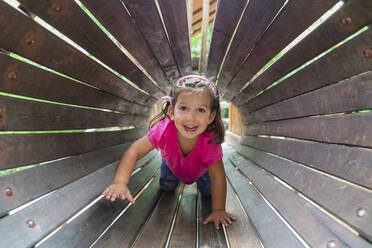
left=148, top=117, right=223, bottom=184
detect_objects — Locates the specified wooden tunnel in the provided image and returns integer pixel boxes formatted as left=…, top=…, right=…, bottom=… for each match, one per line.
left=0, top=0, right=371, bottom=247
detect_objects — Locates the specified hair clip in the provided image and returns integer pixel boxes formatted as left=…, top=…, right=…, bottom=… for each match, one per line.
left=162, top=95, right=173, bottom=104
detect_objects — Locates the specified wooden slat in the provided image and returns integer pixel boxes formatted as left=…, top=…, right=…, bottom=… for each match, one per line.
left=235, top=0, right=372, bottom=103
left=122, top=0, right=180, bottom=82
left=223, top=0, right=338, bottom=101
left=244, top=112, right=372, bottom=148
left=18, top=0, right=166, bottom=97
left=216, top=0, right=286, bottom=92
left=192, top=0, right=217, bottom=25
left=40, top=154, right=161, bottom=248
left=230, top=152, right=351, bottom=248
left=0, top=127, right=146, bottom=170
left=0, top=161, right=116, bottom=248
left=158, top=0, right=192, bottom=75
left=78, top=0, right=170, bottom=90
left=242, top=71, right=372, bottom=123
left=235, top=145, right=372, bottom=241
left=0, top=2, right=155, bottom=105
left=168, top=184, right=197, bottom=248
left=132, top=184, right=184, bottom=247
left=0, top=143, right=138, bottom=216
left=241, top=136, right=372, bottom=189
left=224, top=157, right=304, bottom=247
left=237, top=25, right=372, bottom=111
left=198, top=192, right=228, bottom=247
left=0, top=95, right=146, bottom=131
left=206, top=0, right=247, bottom=80
left=0, top=54, right=151, bottom=115
left=225, top=180, right=263, bottom=248
left=198, top=0, right=210, bottom=73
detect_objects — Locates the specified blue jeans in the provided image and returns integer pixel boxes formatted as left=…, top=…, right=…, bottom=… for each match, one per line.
left=160, top=159, right=211, bottom=196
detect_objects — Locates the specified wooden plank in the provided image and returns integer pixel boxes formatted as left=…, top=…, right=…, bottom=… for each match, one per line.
left=0, top=2, right=155, bottom=105
left=0, top=54, right=151, bottom=115
left=0, top=160, right=116, bottom=248
left=230, top=152, right=352, bottom=248
left=158, top=0, right=192, bottom=75
left=40, top=154, right=162, bottom=248
left=235, top=0, right=372, bottom=103
left=122, top=0, right=180, bottom=82
left=198, top=192, right=228, bottom=247
left=0, top=127, right=146, bottom=170
left=206, top=0, right=247, bottom=80
left=216, top=0, right=285, bottom=90
left=18, top=0, right=167, bottom=96
left=242, top=71, right=372, bottom=123
left=0, top=95, right=146, bottom=131
left=198, top=0, right=210, bottom=73
left=224, top=157, right=304, bottom=247
left=132, top=184, right=184, bottom=247
left=223, top=0, right=338, bottom=101
left=225, top=180, right=263, bottom=248
left=235, top=145, right=372, bottom=241
left=78, top=0, right=170, bottom=90
left=244, top=112, right=372, bottom=148
left=237, top=25, right=372, bottom=111
left=241, top=136, right=372, bottom=189
left=0, top=143, right=133, bottom=216
left=168, top=184, right=197, bottom=248
left=192, top=0, right=217, bottom=24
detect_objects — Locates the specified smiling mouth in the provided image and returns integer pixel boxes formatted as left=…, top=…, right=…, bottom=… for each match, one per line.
left=184, top=125, right=198, bottom=132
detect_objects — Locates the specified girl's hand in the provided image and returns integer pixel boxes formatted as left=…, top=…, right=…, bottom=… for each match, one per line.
left=203, top=210, right=236, bottom=229
left=102, top=183, right=135, bottom=204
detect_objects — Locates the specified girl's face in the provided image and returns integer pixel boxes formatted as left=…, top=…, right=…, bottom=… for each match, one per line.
left=168, top=90, right=216, bottom=142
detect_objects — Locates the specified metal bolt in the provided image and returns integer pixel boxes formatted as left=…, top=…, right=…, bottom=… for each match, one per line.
left=52, top=3, right=62, bottom=12
left=326, top=240, right=336, bottom=248
left=27, top=219, right=36, bottom=228
left=356, top=208, right=367, bottom=217
left=8, top=71, right=17, bottom=80
left=364, top=48, right=372, bottom=58
left=341, top=17, right=351, bottom=25
left=25, top=37, right=35, bottom=45
left=4, top=187, right=13, bottom=197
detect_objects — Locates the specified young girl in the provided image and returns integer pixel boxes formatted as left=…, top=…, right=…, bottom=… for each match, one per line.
left=102, top=75, right=235, bottom=229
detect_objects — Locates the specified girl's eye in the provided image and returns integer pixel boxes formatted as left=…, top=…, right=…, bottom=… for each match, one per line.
left=198, top=108, right=206, bottom=113
left=180, top=106, right=188, bottom=111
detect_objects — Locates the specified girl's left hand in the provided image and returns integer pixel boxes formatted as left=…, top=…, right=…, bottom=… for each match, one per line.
left=203, top=210, right=236, bottom=229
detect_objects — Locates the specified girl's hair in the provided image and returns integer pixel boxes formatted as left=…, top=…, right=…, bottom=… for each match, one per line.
left=149, top=75, right=225, bottom=145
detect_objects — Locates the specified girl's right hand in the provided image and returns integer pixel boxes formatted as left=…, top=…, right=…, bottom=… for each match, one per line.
left=102, top=183, right=135, bottom=204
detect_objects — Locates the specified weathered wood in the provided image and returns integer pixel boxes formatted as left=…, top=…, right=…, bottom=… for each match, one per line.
left=79, top=0, right=170, bottom=91
left=242, top=71, right=372, bottom=123
left=122, top=0, right=180, bottom=82
left=18, top=0, right=166, bottom=96
left=230, top=152, right=351, bottom=248
left=198, top=0, right=210, bottom=73
left=223, top=0, right=338, bottom=101
left=0, top=95, right=146, bottom=131
left=238, top=26, right=372, bottom=111
left=0, top=54, right=151, bottom=115
left=168, top=184, right=197, bottom=248
left=158, top=0, right=192, bottom=75
left=192, top=0, right=217, bottom=25
left=0, top=2, right=155, bottom=105
left=225, top=180, right=263, bottom=248
left=132, top=184, right=184, bottom=247
left=40, top=154, right=161, bottom=248
left=198, top=192, right=228, bottom=247
left=235, top=145, right=372, bottom=241
left=0, top=161, right=116, bottom=248
left=241, top=136, right=372, bottom=189
left=0, top=127, right=146, bottom=170
left=206, top=0, right=247, bottom=80
left=244, top=112, right=372, bottom=148
left=216, top=0, right=285, bottom=90
left=224, top=158, right=304, bottom=247
left=234, top=0, right=372, bottom=104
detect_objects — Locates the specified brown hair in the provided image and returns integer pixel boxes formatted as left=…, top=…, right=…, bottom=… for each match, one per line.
left=149, top=75, right=225, bottom=145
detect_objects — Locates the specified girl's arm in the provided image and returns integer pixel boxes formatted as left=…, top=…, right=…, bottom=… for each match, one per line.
left=203, top=160, right=236, bottom=229
left=102, top=135, right=154, bottom=203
